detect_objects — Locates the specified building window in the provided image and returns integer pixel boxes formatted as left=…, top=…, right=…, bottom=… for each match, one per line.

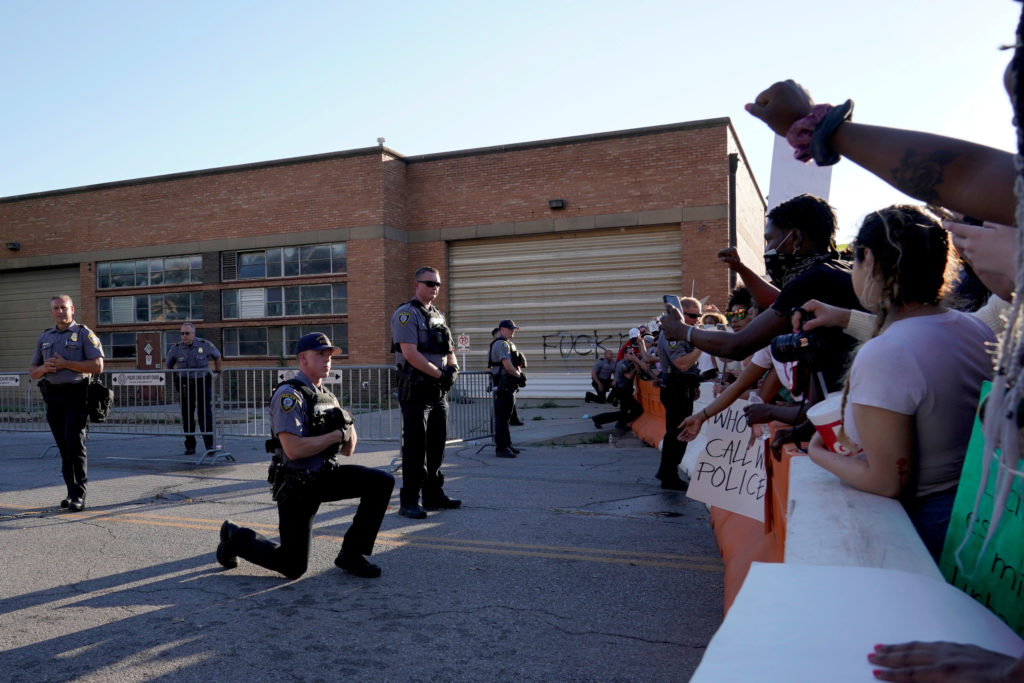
left=223, top=242, right=346, bottom=281
left=98, top=292, right=203, bottom=324
left=98, top=332, right=137, bottom=359
left=223, top=324, right=348, bottom=358
left=97, top=255, right=202, bottom=289
left=221, top=284, right=347, bottom=320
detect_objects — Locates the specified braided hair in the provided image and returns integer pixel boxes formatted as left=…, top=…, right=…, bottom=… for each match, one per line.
left=837, top=205, right=950, bottom=448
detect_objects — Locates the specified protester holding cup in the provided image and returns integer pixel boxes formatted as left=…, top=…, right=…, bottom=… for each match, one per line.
left=802, top=205, right=994, bottom=560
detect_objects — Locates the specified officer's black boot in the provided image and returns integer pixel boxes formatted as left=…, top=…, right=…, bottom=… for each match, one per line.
left=397, top=488, right=427, bottom=519
left=216, top=520, right=240, bottom=569
left=422, top=489, right=462, bottom=510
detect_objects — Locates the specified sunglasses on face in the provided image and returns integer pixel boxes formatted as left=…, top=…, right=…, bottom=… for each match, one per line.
left=683, top=312, right=701, bottom=320
left=417, top=280, right=442, bottom=288
left=725, top=309, right=748, bottom=322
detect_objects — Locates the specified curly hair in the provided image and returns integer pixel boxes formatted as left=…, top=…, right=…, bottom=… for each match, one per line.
left=766, top=194, right=838, bottom=253
left=838, top=205, right=951, bottom=448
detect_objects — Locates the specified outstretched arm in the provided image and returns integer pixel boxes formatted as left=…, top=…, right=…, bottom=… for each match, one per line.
left=747, top=80, right=1017, bottom=224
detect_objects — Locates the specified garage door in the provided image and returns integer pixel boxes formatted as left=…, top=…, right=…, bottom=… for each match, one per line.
left=448, top=226, right=681, bottom=374
left=0, top=266, right=82, bottom=371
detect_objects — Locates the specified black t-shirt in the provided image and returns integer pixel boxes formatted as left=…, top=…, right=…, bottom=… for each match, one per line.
left=771, top=259, right=863, bottom=393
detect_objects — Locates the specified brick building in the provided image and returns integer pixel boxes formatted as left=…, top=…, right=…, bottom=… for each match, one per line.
left=0, top=118, right=765, bottom=375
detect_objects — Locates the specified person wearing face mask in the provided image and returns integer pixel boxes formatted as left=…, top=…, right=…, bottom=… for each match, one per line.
left=660, top=194, right=863, bottom=395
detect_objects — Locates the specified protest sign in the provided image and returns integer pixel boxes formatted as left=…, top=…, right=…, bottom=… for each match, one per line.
left=687, top=398, right=766, bottom=522
left=940, top=382, right=1024, bottom=638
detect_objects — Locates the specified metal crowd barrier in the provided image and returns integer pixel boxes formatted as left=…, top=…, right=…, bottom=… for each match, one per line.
left=0, top=367, right=495, bottom=464
left=0, top=372, right=44, bottom=432
left=218, top=366, right=494, bottom=444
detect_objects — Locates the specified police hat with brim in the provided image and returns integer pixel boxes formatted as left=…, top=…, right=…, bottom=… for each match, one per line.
left=296, top=332, right=340, bottom=355
left=499, top=319, right=519, bottom=330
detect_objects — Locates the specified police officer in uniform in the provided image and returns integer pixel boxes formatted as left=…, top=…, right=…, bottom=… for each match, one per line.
left=586, top=349, right=616, bottom=403
left=391, top=266, right=461, bottom=519
left=29, top=295, right=104, bottom=512
left=216, top=333, right=394, bottom=579
left=656, top=297, right=703, bottom=490
left=489, top=319, right=525, bottom=458
left=166, top=322, right=223, bottom=455
left=592, top=355, right=643, bottom=432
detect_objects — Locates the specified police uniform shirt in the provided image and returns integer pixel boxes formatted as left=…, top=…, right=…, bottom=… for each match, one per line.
left=592, top=357, right=615, bottom=380
left=166, top=337, right=222, bottom=378
left=31, top=322, right=104, bottom=385
left=489, top=337, right=516, bottom=378
left=391, top=301, right=447, bottom=369
left=614, top=359, right=636, bottom=392
left=657, top=332, right=698, bottom=377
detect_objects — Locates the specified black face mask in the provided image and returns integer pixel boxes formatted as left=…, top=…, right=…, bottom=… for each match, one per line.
left=763, top=231, right=798, bottom=286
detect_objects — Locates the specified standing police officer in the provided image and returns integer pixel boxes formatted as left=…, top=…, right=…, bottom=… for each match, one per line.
left=656, top=297, right=703, bottom=490
left=29, top=294, right=104, bottom=512
left=391, top=266, right=461, bottom=519
left=165, top=322, right=223, bottom=455
left=217, top=333, right=394, bottom=579
left=489, top=319, right=525, bottom=458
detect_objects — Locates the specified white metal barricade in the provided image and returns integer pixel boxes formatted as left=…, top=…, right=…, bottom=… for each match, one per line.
left=0, top=367, right=495, bottom=464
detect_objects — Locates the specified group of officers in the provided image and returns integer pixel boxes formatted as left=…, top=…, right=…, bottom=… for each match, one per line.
left=30, top=268, right=527, bottom=581
left=29, top=268, right=670, bottom=582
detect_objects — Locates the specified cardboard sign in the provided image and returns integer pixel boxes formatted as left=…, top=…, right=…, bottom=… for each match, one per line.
left=940, top=382, right=1024, bottom=638
left=687, top=399, right=767, bottom=522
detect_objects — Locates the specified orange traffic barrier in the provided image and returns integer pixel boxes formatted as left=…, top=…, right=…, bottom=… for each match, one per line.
left=711, top=439, right=804, bottom=613
left=627, top=379, right=800, bottom=614
left=631, top=379, right=666, bottom=448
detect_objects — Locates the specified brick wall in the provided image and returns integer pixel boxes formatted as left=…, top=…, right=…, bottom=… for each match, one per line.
left=0, top=120, right=764, bottom=366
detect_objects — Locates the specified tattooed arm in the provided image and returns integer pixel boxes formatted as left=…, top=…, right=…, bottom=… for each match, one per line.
left=833, top=123, right=1016, bottom=225
left=747, top=81, right=1016, bottom=225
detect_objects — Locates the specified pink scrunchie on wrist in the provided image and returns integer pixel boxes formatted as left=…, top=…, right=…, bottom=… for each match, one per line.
left=786, top=103, right=832, bottom=162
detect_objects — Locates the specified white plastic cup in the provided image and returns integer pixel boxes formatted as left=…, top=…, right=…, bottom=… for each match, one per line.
left=806, top=393, right=861, bottom=456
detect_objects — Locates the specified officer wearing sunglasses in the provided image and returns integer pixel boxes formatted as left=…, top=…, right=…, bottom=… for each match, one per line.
left=390, top=266, right=462, bottom=519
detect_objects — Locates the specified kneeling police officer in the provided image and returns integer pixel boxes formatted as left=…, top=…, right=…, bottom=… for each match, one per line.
left=216, top=333, right=394, bottom=579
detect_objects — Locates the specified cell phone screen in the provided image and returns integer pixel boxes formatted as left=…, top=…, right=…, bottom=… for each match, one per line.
left=663, top=295, right=681, bottom=311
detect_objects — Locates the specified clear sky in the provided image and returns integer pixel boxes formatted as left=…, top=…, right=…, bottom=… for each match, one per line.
left=1, top=0, right=1020, bottom=242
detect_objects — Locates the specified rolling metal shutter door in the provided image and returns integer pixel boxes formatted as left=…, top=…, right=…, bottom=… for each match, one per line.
left=448, top=226, right=680, bottom=374
left=0, top=266, right=82, bottom=371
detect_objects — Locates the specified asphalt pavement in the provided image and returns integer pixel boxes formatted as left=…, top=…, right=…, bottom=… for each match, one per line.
left=0, top=400, right=724, bottom=682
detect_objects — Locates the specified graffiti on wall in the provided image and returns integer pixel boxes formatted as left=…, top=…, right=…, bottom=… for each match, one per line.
left=540, top=331, right=630, bottom=360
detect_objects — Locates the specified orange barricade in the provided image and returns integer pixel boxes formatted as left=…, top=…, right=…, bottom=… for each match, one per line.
left=626, top=380, right=801, bottom=614
left=631, top=379, right=666, bottom=448
left=711, top=438, right=805, bottom=613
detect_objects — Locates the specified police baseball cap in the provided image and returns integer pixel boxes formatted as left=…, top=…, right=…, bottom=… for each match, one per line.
left=295, top=332, right=340, bottom=355
left=498, top=319, right=519, bottom=329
